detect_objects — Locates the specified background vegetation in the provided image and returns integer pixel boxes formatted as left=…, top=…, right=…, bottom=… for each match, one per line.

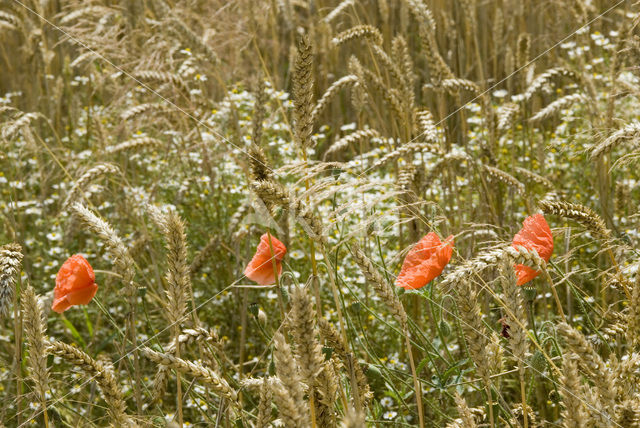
left=1, top=0, right=640, bottom=426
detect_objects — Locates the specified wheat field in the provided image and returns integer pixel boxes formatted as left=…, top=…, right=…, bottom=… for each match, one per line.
left=1, top=0, right=640, bottom=427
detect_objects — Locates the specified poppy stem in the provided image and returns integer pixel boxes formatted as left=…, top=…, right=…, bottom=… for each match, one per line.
left=486, top=385, right=495, bottom=428
left=404, top=326, right=425, bottom=428
left=543, top=270, right=566, bottom=323
left=321, top=247, right=350, bottom=347
left=300, top=150, right=324, bottom=317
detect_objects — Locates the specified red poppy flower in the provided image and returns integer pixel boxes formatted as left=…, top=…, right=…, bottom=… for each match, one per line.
left=52, top=254, right=98, bottom=313
left=512, top=214, right=554, bottom=285
left=395, top=232, right=454, bottom=290
left=244, top=233, right=287, bottom=285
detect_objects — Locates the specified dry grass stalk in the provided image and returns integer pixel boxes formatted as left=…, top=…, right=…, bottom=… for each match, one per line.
left=454, top=279, right=497, bottom=426
left=499, top=261, right=529, bottom=363
left=153, top=327, right=218, bottom=403
left=392, top=35, right=417, bottom=107
left=455, top=280, right=493, bottom=383
left=132, top=70, right=190, bottom=94
left=560, top=354, right=587, bottom=428
left=441, top=78, right=481, bottom=95
left=499, top=261, right=529, bottom=428
left=290, top=286, right=324, bottom=383
left=628, top=272, right=640, bottom=347
left=166, top=17, right=219, bottom=66
left=323, top=0, right=355, bottom=23
left=252, top=77, right=267, bottom=147
left=69, top=202, right=142, bottom=411
left=415, top=109, right=441, bottom=143
left=290, top=285, right=325, bottom=426
left=248, top=144, right=273, bottom=182
left=153, top=209, right=193, bottom=326
left=270, top=376, right=307, bottom=428
left=426, top=152, right=471, bottom=182
left=150, top=208, right=195, bottom=425
left=370, top=142, right=441, bottom=171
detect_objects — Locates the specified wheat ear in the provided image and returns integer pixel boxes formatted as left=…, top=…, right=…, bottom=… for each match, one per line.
left=0, top=243, right=22, bottom=316
left=141, top=347, right=237, bottom=403
left=48, top=340, right=131, bottom=426
left=21, top=286, right=49, bottom=427
left=273, top=332, right=309, bottom=426
left=256, top=377, right=273, bottom=428
left=557, top=322, right=616, bottom=410
left=318, top=317, right=372, bottom=407
left=560, top=353, right=587, bottom=428
left=499, top=260, right=530, bottom=428
left=71, top=202, right=142, bottom=411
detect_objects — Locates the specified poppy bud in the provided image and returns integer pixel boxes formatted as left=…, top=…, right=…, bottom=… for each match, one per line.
left=438, top=319, right=451, bottom=337
left=522, top=285, right=537, bottom=302
left=257, top=308, right=267, bottom=325
left=248, top=302, right=259, bottom=318
left=529, top=350, right=547, bottom=374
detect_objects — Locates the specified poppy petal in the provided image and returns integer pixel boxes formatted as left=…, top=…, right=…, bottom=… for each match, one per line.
left=52, top=283, right=98, bottom=314
left=244, top=234, right=286, bottom=285
left=396, top=233, right=454, bottom=290
left=512, top=214, right=553, bottom=286
left=52, top=254, right=98, bottom=313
